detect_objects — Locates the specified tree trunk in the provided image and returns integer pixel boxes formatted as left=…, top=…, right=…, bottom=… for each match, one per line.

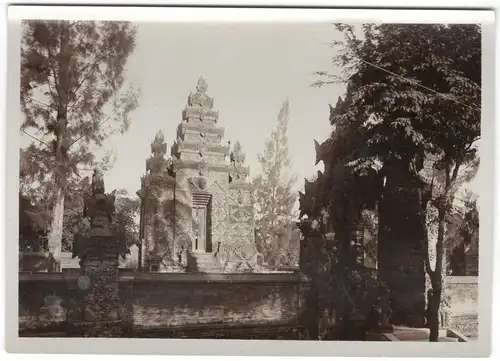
left=47, top=21, right=71, bottom=272
left=47, top=187, right=65, bottom=272
left=428, top=285, right=441, bottom=342
left=428, top=204, right=447, bottom=342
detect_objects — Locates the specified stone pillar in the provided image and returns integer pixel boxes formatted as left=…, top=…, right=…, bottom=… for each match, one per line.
left=137, top=131, right=181, bottom=272
left=297, top=220, right=323, bottom=340
left=118, top=272, right=135, bottom=334
left=64, top=269, right=84, bottom=335
left=72, top=168, right=126, bottom=337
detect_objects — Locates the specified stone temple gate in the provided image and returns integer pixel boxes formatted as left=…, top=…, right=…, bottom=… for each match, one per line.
left=137, top=77, right=262, bottom=273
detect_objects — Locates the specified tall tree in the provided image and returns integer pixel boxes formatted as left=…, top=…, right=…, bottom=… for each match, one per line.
left=314, top=23, right=480, bottom=340
left=112, top=189, right=141, bottom=249
left=20, top=20, right=139, bottom=270
left=253, top=100, right=298, bottom=266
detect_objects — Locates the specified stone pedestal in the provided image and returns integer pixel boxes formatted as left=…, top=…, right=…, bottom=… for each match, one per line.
left=71, top=168, right=127, bottom=337
left=73, top=229, right=123, bottom=337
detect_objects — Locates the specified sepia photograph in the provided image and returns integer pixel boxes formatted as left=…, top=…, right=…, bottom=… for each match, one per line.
left=5, top=5, right=495, bottom=357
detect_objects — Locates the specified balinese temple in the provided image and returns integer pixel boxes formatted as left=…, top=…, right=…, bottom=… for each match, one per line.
left=137, top=77, right=262, bottom=273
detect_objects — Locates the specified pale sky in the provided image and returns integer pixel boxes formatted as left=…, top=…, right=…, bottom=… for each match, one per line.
left=97, top=22, right=341, bottom=197
left=21, top=21, right=480, bottom=199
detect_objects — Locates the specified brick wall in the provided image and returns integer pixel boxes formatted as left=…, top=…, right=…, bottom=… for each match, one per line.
left=131, top=279, right=301, bottom=329
left=18, top=271, right=306, bottom=336
left=19, top=278, right=69, bottom=330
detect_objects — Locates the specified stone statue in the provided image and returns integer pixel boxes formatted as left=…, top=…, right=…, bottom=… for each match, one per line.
left=146, top=131, right=169, bottom=174
left=91, top=167, right=105, bottom=194
left=151, top=131, right=167, bottom=157
left=83, top=168, right=116, bottom=230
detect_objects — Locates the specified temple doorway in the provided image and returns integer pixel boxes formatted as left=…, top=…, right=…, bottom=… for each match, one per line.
left=192, top=193, right=212, bottom=253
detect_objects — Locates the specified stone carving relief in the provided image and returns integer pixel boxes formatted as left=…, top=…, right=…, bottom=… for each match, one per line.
left=211, top=180, right=260, bottom=272
left=188, top=176, right=208, bottom=191
left=198, top=161, right=209, bottom=176
left=197, top=142, right=207, bottom=158
left=203, top=154, right=224, bottom=164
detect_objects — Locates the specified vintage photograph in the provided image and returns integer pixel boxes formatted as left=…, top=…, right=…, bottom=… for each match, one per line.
left=13, top=9, right=486, bottom=347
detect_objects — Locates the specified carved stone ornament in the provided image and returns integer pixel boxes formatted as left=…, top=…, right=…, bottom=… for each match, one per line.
left=188, top=77, right=214, bottom=109
left=197, top=139, right=207, bottom=157
left=198, top=161, right=209, bottom=176
left=84, top=168, right=116, bottom=230
left=230, top=141, right=245, bottom=165
left=197, top=77, right=208, bottom=92
left=151, top=131, right=167, bottom=157
left=146, top=131, right=169, bottom=174
left=237, top=190, right=244, bottom=204
left=198, top=177, right=207, bottom=190
left=91, top=168, right=105, bottom=195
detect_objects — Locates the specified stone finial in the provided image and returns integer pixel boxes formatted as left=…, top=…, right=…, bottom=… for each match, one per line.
left=299, top=177, right=321, bottom=219
left=83, top=170, right=116, bottom=230
left=188, top=77, right=214, bottom=109
left=314, top=138, right=333, bottom=167
left=151, top=131, right=167, bottom=158
left=230, top=141, right=246, bottom=165
left=329, top=97, right=344, bottom=125
left=91, top=167, right=105, bottom=195
left=196, top=77, right=208, bottom=93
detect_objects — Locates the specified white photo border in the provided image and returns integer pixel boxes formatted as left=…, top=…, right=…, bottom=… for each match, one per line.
left=5, top=5, right=496, bottom=357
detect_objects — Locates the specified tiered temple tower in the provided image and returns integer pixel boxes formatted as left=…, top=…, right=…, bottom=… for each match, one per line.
left=137, top=77, right=261, bottom=273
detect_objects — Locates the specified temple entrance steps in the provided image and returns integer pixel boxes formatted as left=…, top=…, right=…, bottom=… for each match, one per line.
left=391, top=326, right=467, bottom=342
left=191, top=251, right=222, bottom=273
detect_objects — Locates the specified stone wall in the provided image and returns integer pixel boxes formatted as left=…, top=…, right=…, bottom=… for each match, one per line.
left=130, top=274, right=302, bottom=329
left=447, top=276, right=478, bottom=338
left=19, top=279, right=68, bottom=330
left=19, top=251, right=138, bottom=272
left=18, top=271, right=307, bottom=337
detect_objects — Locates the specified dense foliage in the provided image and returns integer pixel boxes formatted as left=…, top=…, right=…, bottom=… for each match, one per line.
left=19, top=185, right=140, bottom=253
left=304, top=23, right=480, bottom=340
left=20, top=20, right=139, bottom=267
